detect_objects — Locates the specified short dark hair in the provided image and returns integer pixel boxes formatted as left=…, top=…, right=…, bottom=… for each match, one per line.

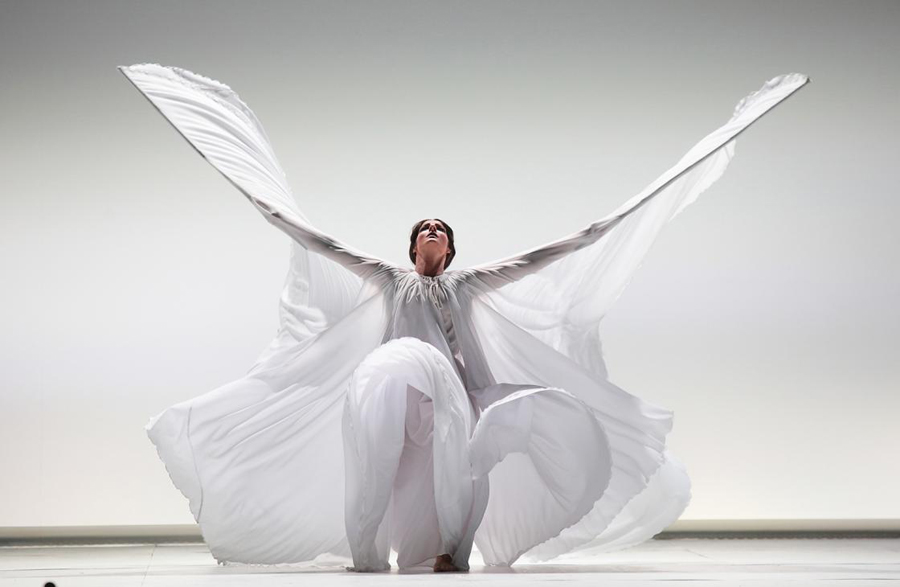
left=409, top=218, right=456, bottom=269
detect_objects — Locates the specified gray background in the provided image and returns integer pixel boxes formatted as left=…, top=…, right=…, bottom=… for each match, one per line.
left=1, top=0, right=897, bottom=528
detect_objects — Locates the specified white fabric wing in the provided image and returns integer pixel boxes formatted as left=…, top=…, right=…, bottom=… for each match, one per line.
left=463, top=73, right=809, bottom=380
left=125, top=65, right=809, bottom=567
left=118, top=63, right=394, bottom=362
left=458, top=73, right=808, bottom=562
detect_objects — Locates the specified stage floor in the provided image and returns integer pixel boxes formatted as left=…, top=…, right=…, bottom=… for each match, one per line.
left=1, top=537, right=898, bottom=586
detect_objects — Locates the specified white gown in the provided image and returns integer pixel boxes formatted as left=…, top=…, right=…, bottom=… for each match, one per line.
left=120, top=64, right=808, bottom=570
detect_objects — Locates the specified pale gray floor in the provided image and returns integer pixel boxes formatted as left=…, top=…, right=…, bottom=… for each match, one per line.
left=1, top=538, right=898, bottom=586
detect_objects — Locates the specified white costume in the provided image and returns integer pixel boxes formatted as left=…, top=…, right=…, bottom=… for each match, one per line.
left=120, top=64, right=808, bottom=570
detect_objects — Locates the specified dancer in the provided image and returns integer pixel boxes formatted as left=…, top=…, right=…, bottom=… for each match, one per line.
left=120, top=64, right=808, bottom=572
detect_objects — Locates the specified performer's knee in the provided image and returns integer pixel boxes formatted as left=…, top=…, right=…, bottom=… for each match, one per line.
left=354, top=337, right=452, bottom=397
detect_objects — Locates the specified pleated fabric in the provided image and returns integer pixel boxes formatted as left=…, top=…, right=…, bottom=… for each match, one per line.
left=121, top=63, right=809, bottom=568
left=342, top=337, right=614, bottom=570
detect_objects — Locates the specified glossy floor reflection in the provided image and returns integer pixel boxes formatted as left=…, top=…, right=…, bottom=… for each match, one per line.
left=1, top=537, right=898, bottom=586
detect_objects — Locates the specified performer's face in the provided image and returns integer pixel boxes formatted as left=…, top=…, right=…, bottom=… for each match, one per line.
left=415, top=219, right=450, bottom=262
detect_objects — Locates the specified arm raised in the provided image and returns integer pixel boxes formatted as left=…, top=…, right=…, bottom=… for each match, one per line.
left=461, top=73, right=809, bottom=291
left=248, top=197, right=394, bottom=282
left=119, top=63, right=398, bottom=283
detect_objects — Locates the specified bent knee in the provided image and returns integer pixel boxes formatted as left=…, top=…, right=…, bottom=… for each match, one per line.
left=360, top=337, right=445, bottom=370
left=353, top=337, right=456, bottom=393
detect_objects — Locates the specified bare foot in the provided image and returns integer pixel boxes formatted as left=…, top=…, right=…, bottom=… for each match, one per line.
left=433, top=553, right=463, bottom=573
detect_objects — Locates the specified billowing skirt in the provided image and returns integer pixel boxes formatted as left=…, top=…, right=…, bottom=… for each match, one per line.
left=342, top=336, right=615, bottom=570
left=147, top=336, right=690, bottom=568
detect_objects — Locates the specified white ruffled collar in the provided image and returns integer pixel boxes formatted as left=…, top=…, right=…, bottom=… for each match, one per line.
left=398, top=269, right=453, bottom=308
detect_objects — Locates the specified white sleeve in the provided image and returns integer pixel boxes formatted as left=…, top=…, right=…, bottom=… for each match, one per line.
left=120, top=63, right=397, bottom=282
left=461, top=73, right=809, bottom=291
left=248, top=197, right=394, bottom=282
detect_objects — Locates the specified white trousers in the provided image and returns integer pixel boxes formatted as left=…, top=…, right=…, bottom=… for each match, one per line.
left=342, top=337, right=489, bottom=571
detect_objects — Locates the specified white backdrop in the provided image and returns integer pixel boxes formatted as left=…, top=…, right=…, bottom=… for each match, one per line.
left=1, top=0, right=897, bottom=529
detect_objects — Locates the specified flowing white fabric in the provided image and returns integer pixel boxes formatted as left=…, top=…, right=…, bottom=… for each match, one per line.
left=121, top=64, right=808, bottom=568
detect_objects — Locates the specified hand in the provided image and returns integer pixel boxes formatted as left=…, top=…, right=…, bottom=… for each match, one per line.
left=250, top=197, right=281, bottom=219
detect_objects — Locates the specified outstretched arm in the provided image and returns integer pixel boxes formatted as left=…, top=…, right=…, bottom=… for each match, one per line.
left=248, top=197, right=393, bottom=282
left=461, top=72, right=810, bottom=291
left=119, top=63, right=397, bottom=283
left=459, top=214, right=628, bottom=289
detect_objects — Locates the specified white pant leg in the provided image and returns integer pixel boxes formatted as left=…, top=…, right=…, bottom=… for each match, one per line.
left=390, top=388, right=440, bottom=568
left=342, top=366, right=407, bottom=571
left=343, top=337, right=484, bottom=571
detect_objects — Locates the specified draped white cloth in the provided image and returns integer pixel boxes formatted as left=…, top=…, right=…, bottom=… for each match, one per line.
left=121, top=64, right=808, bottom=569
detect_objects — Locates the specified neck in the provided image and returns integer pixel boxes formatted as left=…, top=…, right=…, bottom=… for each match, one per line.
left=415, top=255, right=445, bottom=277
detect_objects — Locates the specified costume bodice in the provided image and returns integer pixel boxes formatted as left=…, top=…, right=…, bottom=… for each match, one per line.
left=388, top=270, right=470, bottom=389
